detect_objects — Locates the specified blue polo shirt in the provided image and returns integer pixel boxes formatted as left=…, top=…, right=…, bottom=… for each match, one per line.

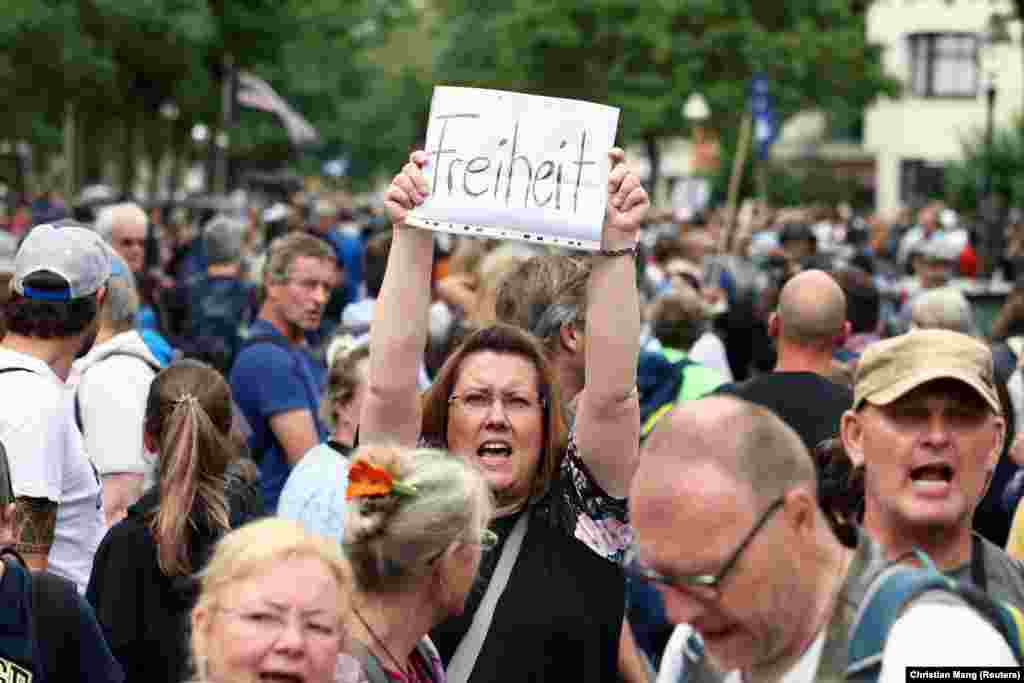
left=230, top=320, right=327, bottom=512
left=320, top=228, right=364, bottom=308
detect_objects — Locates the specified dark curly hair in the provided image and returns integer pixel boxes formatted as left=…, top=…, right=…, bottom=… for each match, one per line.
left=4, top=272, right=100, bottom=339
left=812, top=437, right=864, bottom=548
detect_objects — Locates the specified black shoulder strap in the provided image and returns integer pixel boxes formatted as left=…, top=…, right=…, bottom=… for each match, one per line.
left=101, top=351, right=162, bottom=374
left=240, top=334, right=293, bottom=351
left=0, top=367, right=35, bottom=377
left=972, top=533, right=988, bottom=592
left=76, top=351, right=161, bottom=433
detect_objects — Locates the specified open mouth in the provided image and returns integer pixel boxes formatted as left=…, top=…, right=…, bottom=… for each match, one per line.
left=260, top=674, right=304, bottom=683
left=478, top=441, right=512, bottom=459
left=909, top=463, right=954, bottom=484
left=909, top=463, right=955, bottom=496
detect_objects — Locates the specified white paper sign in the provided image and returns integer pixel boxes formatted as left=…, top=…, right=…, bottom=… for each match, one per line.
left=406, top=86, right=620, bottom=251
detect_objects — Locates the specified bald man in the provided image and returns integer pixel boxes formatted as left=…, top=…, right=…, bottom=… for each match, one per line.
left=715, top=270, right=853, bottom=451
left=630, top=396, right=1017, bottom=682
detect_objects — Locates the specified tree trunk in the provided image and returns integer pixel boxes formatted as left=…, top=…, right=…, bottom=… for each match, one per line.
left=167, top=122, right=188, bottom=202
left=81, top=109, right=104, bottom=187
left=120, top=111, right=138, bottom=199
left=644, top=134, right=661, bottom=205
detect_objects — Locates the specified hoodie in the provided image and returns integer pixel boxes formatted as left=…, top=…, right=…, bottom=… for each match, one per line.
left=71, top=330, right=162, bottom=488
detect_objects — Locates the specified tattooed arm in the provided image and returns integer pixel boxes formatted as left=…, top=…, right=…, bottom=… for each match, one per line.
left=13, top=496, right=57, bottom=571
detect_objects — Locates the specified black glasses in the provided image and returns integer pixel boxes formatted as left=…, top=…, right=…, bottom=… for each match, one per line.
left=623, top=496, right=786, bottom=601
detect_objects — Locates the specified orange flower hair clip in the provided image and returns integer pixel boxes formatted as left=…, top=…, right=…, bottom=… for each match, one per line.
left=346, top=460, right=418, bottom=500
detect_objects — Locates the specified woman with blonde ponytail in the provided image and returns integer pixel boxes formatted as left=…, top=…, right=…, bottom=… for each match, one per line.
left=86, top=360, right=264, bottom=683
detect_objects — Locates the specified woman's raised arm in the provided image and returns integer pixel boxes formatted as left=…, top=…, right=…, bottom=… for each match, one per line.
left=360, top=152, right=435, bottom=447
left=575, top=149, right=648, bottom=498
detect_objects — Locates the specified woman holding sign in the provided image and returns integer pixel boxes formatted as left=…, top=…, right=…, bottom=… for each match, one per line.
left=362, top=148, right=647, bottom=683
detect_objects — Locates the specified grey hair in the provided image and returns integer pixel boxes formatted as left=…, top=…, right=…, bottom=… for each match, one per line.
left=263, top=232, right=335, bottom=286
left=94, top=202, right=147, bottom=243
left=910, top=288, right=977, bottom=336
left=203, top=215, right=247, bottom=265
left=532, top=301, right=582, bottom=344
left=101, top=276, right=140, bottom=331
left=343, top=445, right=494, bottom=595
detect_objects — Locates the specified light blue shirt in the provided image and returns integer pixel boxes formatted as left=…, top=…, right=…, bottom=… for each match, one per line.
left=277, top=443, right=350, bottom=545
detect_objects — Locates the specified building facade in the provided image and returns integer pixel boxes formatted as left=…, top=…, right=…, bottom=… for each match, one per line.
left=865, top=0, right=1022, bottom=213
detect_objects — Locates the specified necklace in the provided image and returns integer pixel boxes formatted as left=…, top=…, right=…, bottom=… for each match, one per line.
left=352, top=606, right=415, bottom=681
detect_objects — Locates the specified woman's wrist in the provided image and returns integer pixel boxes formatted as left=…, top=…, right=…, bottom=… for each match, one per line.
left=601, top=227, right=639, bottom=253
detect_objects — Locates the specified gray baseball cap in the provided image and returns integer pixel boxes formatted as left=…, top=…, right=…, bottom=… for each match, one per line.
left=13, top=222, right=111, bottom=300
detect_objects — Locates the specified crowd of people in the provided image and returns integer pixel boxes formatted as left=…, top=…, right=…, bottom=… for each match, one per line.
left=1, top=144, right=1024, bottom=683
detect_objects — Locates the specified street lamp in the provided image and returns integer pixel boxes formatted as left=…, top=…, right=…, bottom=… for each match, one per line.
left=683, top=93, right=713, bottom=174
left=980, top=13, right=1013, bottom=275
left=684, top=93, right=710, bottom=124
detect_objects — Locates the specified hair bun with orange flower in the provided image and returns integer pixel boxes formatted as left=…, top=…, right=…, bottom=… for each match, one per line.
left=344, top=447, right=419, bottom=545
left=346, top=460, right=418, bottom=501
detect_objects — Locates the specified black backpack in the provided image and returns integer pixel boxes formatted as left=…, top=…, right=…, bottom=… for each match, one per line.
left=637, top=350, right=692, bottom=441
left=180, top=275, right=256, bottom=375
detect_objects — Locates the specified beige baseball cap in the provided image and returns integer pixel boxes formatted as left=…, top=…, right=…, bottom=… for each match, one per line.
left=853, top=329, right=1001, bottom=414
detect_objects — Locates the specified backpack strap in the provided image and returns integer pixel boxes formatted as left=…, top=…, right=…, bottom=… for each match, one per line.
left=846, top=558, right=1024, bottom=682
left=88, top=350, right=162, bottom=374
left=0, top=367, right=36, bottom=377
left=1008, top=336, right=1024, bottom=364
left=641, top=357, right=693, bottom=438
left=240, top=334, right=293, bottom=352
left=75, top=351, right=161, bottom=434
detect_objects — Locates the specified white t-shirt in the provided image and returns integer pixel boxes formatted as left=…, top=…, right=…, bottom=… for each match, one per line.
left=0, top=347, right=105, bottom=593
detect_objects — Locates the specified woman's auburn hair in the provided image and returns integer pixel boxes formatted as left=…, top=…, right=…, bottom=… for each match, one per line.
left=419, top=323, right=568, bottom=504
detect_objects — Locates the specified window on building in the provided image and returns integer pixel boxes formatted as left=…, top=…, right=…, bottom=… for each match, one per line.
left=900, top=159, right=946, bottom=205
left=908, top=32, right=979, bottom=98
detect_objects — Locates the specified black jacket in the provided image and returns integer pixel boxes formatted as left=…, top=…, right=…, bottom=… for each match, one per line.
left=86, top=472, right=263, bottom=683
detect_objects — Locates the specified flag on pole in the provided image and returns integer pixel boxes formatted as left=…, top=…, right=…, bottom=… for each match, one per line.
left=237, top=72, right=320, bottom=147
left=749, top=74, right=778, bottom=161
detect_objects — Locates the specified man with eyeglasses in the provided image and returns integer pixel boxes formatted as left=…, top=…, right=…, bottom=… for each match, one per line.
left=840, top=329, right=1024, bottom=608
left=630, top=395, right=1016, bottom=683
left=230, top=232, right=337, bottom=512
left=95, top=202, right=148, bottom=276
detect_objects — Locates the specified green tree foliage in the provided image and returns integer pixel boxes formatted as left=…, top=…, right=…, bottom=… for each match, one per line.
left=0, top=1, right=897, bottom=196
left=0, top=0, right=416, bottom=195
left=431, top=0, right=899, bottom=198
left=945, top=120, right=1024, bottom=213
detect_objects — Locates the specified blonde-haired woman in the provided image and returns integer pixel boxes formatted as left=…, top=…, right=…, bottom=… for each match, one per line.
left=87, top=360, right=263, bottom=683
left=190, top=517, right=350, bottom=683
left=342, top=444, right=494, bottom=683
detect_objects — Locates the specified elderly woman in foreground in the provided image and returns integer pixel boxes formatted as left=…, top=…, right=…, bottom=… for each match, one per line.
left=341, top=444, right=494, bottom=682
left=189, top=517, right=350, bottom=683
